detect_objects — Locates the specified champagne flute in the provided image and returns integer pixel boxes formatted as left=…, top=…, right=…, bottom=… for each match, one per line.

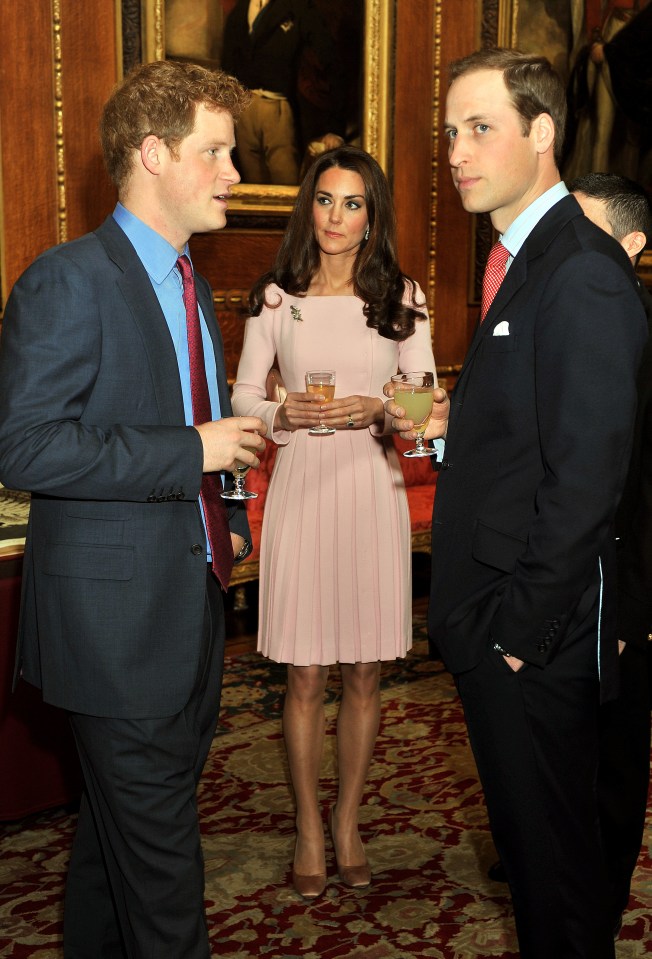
left=305, top=370, right=336, bottom=435
left=391, top=371, right=435, bottom=457
left=221, top=446, right=259, bottom=500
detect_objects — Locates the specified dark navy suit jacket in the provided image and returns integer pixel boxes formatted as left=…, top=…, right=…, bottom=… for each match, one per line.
left=429, top=195, right=647, bottom=696
left=0, top=216, right=249, bottom=718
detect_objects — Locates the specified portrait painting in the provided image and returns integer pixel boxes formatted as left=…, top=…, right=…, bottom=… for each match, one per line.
left=163, top=0, right=364, bottom=188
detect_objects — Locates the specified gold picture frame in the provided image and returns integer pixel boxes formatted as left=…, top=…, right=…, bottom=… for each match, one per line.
left=496, top=0, right=652, bottom=284
left=138, top=0, right=394, bottom=216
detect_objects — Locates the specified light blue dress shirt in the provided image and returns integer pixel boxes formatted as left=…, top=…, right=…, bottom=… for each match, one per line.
left=112, top=203, right=223, bottom=559
left=499, top=181, right=569, bottom=268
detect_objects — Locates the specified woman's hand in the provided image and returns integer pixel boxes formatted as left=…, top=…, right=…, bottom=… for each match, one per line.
left=318, top=395, right=385, bottom=430
left=274, top=391, right=325, bottom=432
left=275, top=392, right=384, bottom=432
left=383, top=383, right=450, bottom=439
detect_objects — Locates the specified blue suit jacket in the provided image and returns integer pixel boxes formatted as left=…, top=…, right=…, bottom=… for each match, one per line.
left=0, top=216, right=249, bottom=718
left=429, top=195, right=647, bottom=695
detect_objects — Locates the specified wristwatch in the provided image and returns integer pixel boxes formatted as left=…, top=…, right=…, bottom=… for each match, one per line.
left=234, top=539, right=253, bottom=565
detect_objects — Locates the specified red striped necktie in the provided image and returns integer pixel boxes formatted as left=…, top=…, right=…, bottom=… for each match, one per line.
left=480, top=241, right=510, bottom=322
left=177, top=254, right=233, bottom=589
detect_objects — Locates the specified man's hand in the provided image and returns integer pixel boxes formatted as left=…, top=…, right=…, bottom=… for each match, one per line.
left=383, top=384, right=450, bottom=440
left=503, top=654, right=525, bottom=672
left=195, top=417, right=266, bottom=473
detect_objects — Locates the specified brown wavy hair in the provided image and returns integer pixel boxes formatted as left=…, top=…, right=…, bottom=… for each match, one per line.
left=249, top=146, right=426, bottom=341
left=100, top=59, right=251, bottom=193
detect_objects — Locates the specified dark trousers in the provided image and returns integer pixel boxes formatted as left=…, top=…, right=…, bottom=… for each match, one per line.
left=63, top=569, right=224, bottom=959
left=457, top=616, right=615, bottom=959
left=598, top=641, right=652, bottom=921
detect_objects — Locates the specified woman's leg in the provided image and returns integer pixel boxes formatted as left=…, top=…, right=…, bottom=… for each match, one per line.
left=283, top=664, right=329, bottom=877
left=331, top=661, right=381, bottom=866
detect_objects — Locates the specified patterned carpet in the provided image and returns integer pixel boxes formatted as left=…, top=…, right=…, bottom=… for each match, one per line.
left=1, top=620, right=651, bottom=958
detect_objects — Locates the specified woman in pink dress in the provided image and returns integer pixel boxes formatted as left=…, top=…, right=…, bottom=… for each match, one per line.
left=232, top=146, right=438, bottom=899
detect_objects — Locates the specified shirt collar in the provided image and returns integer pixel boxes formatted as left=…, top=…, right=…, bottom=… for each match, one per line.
left=112, top=203, right=190, bottom=284
left=500, top=181, right=569, bottom=260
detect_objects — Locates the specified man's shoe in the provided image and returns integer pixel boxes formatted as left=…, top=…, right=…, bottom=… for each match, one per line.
left=487, top=860, right=508, bottom=883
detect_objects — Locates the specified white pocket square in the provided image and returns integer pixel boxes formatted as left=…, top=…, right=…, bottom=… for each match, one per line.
left=493, top=321, right=510, bottom=336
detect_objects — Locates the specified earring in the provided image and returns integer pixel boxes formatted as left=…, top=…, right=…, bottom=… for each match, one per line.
left=364, top=227, right=370, bottom=241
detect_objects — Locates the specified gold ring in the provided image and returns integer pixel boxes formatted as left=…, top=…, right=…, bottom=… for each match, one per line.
left=347, top=416, right=355, bottom=428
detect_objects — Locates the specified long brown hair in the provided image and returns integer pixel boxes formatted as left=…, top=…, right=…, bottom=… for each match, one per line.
left=249, top=146, right=426, bottom=341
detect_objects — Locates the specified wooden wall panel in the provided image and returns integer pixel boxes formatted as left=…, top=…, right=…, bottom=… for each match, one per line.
left=0, top=0, right=119, bottom=307
left=190, top=230, right=284, bottom=291
left=392, top=0, right=480, bottom=375
left=1, top=0, right=483, bottom=380
left=0, top=0, right=58, bottom=301
left=434, top=0, right=480, bottom=370
left=393, top=0, right=435, bottom=295
left=59, top=0, right=119, bottom=243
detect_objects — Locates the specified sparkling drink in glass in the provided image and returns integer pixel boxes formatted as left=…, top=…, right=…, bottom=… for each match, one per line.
left=305, top=370, right=336, bottom=435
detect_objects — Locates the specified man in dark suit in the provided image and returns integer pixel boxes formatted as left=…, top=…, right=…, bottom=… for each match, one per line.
left=569, top=172, right=652, bottom=935
left=484, top=171, right=652, bottom=936
left=389, top=49, right=647, bottom=959
left=0, top=60, right=266, bottom=958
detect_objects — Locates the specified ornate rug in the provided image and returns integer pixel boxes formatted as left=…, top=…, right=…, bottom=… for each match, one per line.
left=1, top=621, right=651, bottom=958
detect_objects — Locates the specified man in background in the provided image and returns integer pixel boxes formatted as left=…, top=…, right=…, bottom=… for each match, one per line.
left=0, top=60, right=265, bottom=957
left=570, top=172, right=652, bottom=936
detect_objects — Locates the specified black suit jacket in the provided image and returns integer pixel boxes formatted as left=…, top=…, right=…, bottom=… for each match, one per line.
left=429, top=195, right=647, bottom=691
left=0, top=216, right=249, bottom=719
left=615, top=281, right=652, bottom=649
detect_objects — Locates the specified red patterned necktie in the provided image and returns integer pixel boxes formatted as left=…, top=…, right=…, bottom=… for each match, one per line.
left=480, top=241, right=510, bottom=322
left=177, top=254, right=233, bottom=589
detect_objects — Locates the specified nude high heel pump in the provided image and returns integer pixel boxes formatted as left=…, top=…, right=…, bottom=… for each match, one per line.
left=291, top=835, right=327, bottom=899
left=328, top=807, right=371, bottom=889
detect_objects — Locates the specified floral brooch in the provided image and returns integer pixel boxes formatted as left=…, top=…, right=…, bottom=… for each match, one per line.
left=290, top=305, right=303, bottom=322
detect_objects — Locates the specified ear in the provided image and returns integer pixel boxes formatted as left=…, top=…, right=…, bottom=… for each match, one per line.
left=140, top=134, right=163, bottom=175
left=532, top=113, right=555, bottom=156
left=621, top=229, right=647, bottom=262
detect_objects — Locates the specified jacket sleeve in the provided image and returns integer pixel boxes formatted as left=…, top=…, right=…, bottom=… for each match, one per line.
left=0, top=249, right=204, bottom=503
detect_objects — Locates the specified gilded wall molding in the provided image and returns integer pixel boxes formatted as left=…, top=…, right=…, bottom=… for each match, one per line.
left=428, top=0, right=442, bottom=320
left=53, top=0, right=67, bottom=244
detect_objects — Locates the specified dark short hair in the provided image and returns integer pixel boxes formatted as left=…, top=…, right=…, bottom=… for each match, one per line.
left=100, top=59, right=251, bottom=192
left=568, top=172, right=652, bottom=245
left=449, top=48, right=568, bottom=166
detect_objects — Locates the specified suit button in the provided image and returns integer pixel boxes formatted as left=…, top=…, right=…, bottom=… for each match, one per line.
left=537, top=643, right=546, bottom=653
left=191, top=544, right=203, bottom=556
left=147, top=495, right=157, bottom=503
left=176, top=490, right=185, bottom=500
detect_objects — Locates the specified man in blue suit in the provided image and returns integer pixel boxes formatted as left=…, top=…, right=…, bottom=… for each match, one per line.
left=0, top=59, right=266, bottom=957
left=389, top=49, right=647, bottom=959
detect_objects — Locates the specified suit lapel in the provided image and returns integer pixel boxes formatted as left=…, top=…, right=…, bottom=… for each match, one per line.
left=455, top=196, right=582, bottom=392
left=95, top=217, right=185, bottom=426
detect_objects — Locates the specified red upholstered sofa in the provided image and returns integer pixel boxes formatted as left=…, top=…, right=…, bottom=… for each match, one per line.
left=230, top=434, right=437, bottom=587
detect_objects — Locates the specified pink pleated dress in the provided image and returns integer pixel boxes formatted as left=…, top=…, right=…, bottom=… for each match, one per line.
left=231, top=284, right=436, bottom=665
